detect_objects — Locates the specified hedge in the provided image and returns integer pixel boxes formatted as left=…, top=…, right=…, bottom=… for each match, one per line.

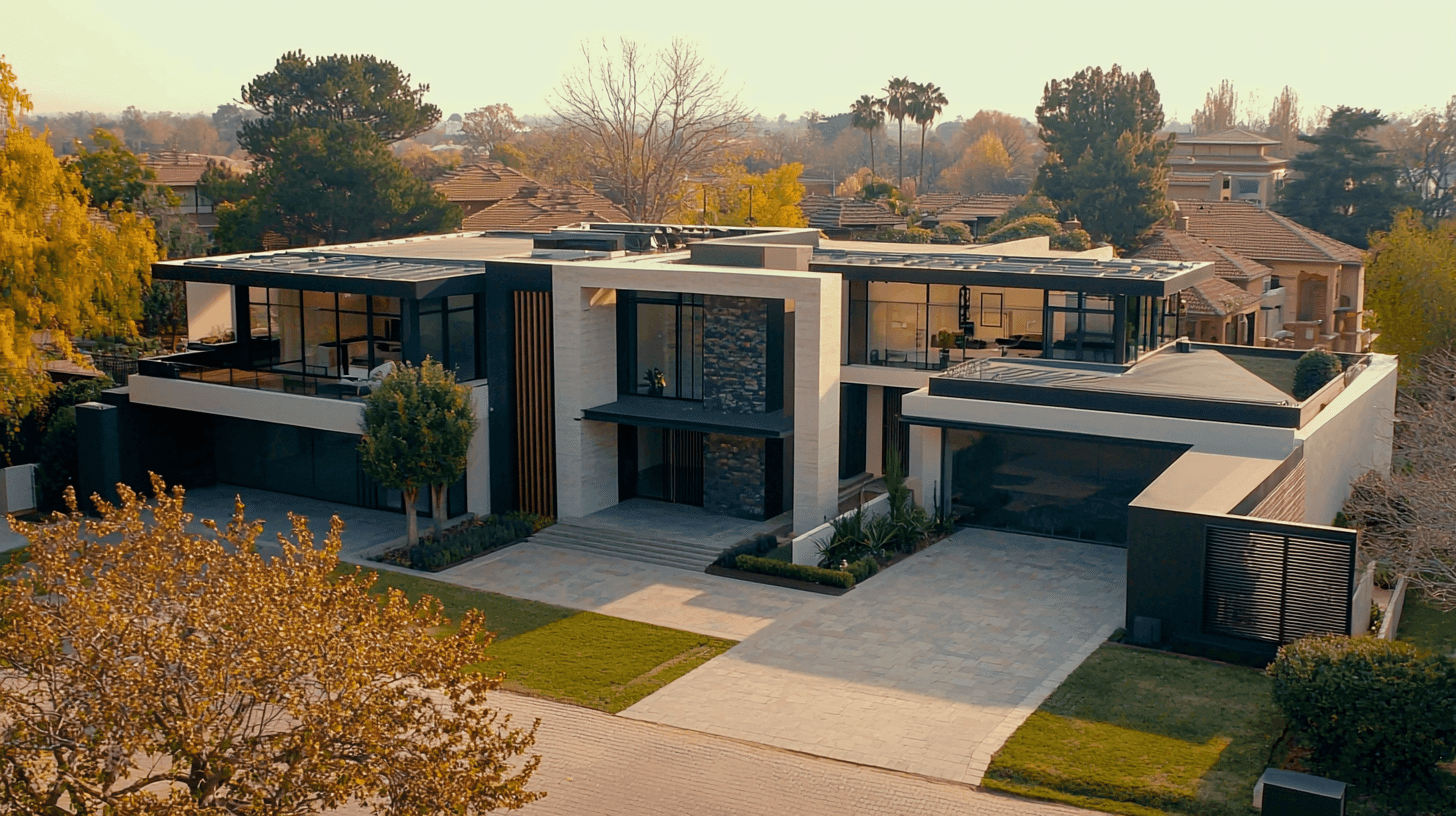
left=381, top=513, right=551, bottom=571
left=735, top=555, right=854, bottom=589
left=711, top=533, right=779, bottom=568
left=1268, top=635, right=1456, bottom=792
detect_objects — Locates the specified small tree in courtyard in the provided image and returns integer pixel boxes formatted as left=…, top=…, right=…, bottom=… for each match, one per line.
left=0, top=477, right=543, bottom=815
left=359, top=359, right=478, bottom=543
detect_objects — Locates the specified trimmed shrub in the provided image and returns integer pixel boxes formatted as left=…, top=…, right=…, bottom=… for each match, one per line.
left=1292, top=348, right=1343, bottom=400
left=382, top=514, right=541, bottom=571
left=1268, top=635, right=1456, bottom=791
left=936, top=222, right=972, bottom=244
left=845, top=557, right=879, bottom=584
left=1050, top=229, right=1093, bottom=251
left=36, top=407, right=78, bottom=513
left=712, top=533, right=779, bottom=568
left=735, top=555, right=854, bottom=590
left=985, top=215, right=1060, bottom=244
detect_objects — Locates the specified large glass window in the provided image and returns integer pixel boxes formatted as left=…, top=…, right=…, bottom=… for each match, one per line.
left=631, top=292, right=704, bottom=399
left=417, top=295, right=480, bottom=380
left=850, top=282, right=1045, bottom=368
left=244, top=289, right=436, bottom=380
left=943, top=426, right=1186, bottom=544
left=1045, top=292, right=1118, bottom=363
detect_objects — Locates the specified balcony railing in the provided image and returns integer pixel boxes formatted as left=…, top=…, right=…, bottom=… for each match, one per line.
left=138, top=355, right=370, bottom=401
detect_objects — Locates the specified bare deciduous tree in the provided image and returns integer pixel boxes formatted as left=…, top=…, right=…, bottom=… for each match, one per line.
left=1193, top=79, right=1240, bottom=134
left=551, top=38, right=749, bottom=222
left=1266, top=85, right=1304, bottom=159
left=1344, top=349, right=1456, bottom=609
left=1379, top=96, right=1456, bottom=221
left=462, top=102, right=523, bottom=160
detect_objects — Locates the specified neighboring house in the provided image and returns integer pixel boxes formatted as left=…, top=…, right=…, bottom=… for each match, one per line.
left=1167, top=128, right=1289, bottom=207
left=921, top=194, right=1020, bottom=238
left=1132, top=227, right=1271, bottom=345
left=144, top=150, right=253, bottom=237
left=799, top=195, right=906, bottom=237
left=1174, top=201, right=1372, bottom=352
left=86, top=222, right=1393, bottom=663
left=433, top=161, right=538, bottom=219
left=462, top=186, right=628, bottom=231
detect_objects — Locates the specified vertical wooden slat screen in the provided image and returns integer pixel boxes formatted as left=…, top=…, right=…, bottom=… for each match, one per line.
left=513, top=291, right=557, bottom=517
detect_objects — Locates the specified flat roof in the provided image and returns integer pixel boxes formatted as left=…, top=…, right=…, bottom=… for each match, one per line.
left=153, top=233, right=548, bottom=298
left=809, top=249, right=1214, bottom=297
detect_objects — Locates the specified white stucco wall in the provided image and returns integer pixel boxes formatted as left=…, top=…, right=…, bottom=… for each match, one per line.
left=186, top=282, right=234, bottom=341
left=1296, top=353, right=1397, bottom=526
left=553, top=286, right=620, bottom=518
left=907, top=424, right=943, bottom=510
left=551, top=261, right=841, bottom=534
left=129, top=374, right=365, bottom=435
left=465, top=383, right=490, bottom=516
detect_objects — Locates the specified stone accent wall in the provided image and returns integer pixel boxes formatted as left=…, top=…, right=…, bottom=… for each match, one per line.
left=703, top=433, right=766, bottom=519
left=1251, top=459, right=1307, bottom=522
left=702, top=295, right=767, bottom=414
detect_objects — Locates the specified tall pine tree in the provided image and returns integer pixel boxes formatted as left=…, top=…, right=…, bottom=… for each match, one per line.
left=1277, top=107, right=1414, bottom=248
left=1034, top=65, right=1173, bottom=251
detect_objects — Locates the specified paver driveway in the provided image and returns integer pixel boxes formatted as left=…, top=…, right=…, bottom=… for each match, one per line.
left=623, top=528, right=1125, bottom=785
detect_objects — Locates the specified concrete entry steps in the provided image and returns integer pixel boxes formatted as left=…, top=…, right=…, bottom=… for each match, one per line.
left=528, top=523, right=724, bottom=571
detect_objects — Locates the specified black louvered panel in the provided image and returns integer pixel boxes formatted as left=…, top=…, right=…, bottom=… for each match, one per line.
left=1204, top=527, right=1285, bottom=643
left=1283, top=535, right=1355, bottom=641
left=1203, top=525, right=1355, bottom=644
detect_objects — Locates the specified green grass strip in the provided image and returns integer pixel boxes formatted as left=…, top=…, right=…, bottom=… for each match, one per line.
left=982, top=778, right=1170, bottom=816
left=341, top=565, right=575, bottom=641
left=480, top=611, right=735, bottom=713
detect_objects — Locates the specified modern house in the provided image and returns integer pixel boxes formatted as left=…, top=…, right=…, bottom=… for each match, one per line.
left=1167, top=128, right=1289, bottom=207
left=84, top=223, right=1394, bottom=663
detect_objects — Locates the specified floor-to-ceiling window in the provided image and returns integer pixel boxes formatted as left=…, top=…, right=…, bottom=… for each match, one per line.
left=419, top=295, right=480, bottom=380
left=943, top=426, right=1186, bottom=544
left=625, top=291, right=704, bottom=399
left=247, top=288, right=410, bottom=379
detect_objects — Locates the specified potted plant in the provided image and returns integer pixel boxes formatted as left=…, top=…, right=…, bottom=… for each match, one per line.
left=643, top=367, right=667, bottom=397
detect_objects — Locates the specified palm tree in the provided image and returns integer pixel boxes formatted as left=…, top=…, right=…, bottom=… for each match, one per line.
left=850, top=95, right=886, bottom=180
left=884, top=77, right=914, bottom=189
left=911, top=81, right=948, bottom=193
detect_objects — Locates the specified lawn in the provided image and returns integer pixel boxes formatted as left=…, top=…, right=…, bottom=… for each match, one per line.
left=1396, top=588, right=1456, bottom=656
left=344, top=565, right=735, bottom=713
left=985, top=643, right=1283, bottom=816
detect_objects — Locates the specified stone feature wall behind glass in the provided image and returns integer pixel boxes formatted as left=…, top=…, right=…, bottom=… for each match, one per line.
left=703, top=433, right=767, bottom=519
left=702, top=295, right=768, bottom=414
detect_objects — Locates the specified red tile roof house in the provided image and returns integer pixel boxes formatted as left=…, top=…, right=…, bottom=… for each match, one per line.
left=144, top=151, right=253, bottom=237
left=1133, top=201, right=1372, bottom=353
left=433, top=162, right=627, bottom=231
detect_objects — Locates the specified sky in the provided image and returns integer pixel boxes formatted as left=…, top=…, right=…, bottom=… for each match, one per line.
left=5, top=0, right=1455, bottom=127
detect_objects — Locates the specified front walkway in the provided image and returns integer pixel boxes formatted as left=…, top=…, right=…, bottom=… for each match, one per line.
left=176, top=484, right=406, bottom=558
left=440, top=542, right=819, bottom=641
left=622, top=529, right=1125, bottom=785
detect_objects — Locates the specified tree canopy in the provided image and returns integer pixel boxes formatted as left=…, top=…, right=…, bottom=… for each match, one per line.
left=217, top=53, right=458, bottom=252
left=1364, top=209, right=1456, bottom=362
left=1035, top=65, right=1172, bottom=250
left=0, top=476, right=542, bottom=814
left=0, top=59, right=156, bottom=425
left=238, top=51, right=441, bottom=159
left=359, top=359, right=478, bottom=544
left=551, top=38, right=750, bottom=223
left=1277, top=106, right=1414, bottom=248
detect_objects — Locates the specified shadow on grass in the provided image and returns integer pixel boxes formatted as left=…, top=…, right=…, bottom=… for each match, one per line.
left=986, top=643, right=1283, bottom=816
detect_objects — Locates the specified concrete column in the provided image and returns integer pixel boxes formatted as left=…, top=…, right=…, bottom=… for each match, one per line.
left=465, top=383, right=490, bottom=516
left=907, top=423, right=942, bottom=511
left=865, top=385, right=884, bottom=476
left=792, top=276, right=841, bottom=534
left=75, top=402, right=121, bottom=512
left=552, top=276, right=619, bottom=519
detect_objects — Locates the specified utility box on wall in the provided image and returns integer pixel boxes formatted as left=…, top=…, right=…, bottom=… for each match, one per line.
left=1254, top=768, right=1347, bottom=815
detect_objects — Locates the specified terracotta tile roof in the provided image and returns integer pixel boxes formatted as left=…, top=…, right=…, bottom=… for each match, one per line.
left=1179, top=128, right=1279, bottom=146
left=434, top=161, right=538, bottom=203
left=145, top=151, right=252, bottom=187
left=460, top=186, right=629, bottom=231
left=1183, top=277, right=1263, bottom=317
left=1132, top=228, right=1272, bottom=282
left=1175, top=200, right=1364, bottom=264
left=913, top=193, right=968, bottom=214
left=803, top=197, right=905, bottom=229
left=935, top=194, right=1020, bottom=222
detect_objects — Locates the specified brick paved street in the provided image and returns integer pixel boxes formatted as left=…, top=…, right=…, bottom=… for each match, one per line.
left=332, top=691, right=1097, bottom=816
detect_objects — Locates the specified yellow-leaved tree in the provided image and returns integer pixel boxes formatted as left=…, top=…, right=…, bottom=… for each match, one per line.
left=0, top=477, right=544, bottom=814
left=674, top=162, right=807, bottom=228
left=0, top=57, right=155, bottom=424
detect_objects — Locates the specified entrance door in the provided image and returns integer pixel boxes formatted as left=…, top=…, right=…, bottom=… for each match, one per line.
left=883, top=387, right=911, bottom=474
left=633, top=427, right=704, bottom=506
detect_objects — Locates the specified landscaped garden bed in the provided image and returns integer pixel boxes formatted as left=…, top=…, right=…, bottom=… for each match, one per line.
left=372, top=511, right=553, bottom=572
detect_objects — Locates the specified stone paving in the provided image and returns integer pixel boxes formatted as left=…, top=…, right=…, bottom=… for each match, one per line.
left=332, top=691, right=1097, bottom=816
left=622, top=529, right=1125, bottom=785
left=178, top=484, right=406, bottom=558
left=565, top=496, right=790, bottom=549
left=440, top=542, right=821, bottom=641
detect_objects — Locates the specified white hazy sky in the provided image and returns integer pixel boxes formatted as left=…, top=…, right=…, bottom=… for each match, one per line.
left=5, top=0, right=1454, bottom=126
